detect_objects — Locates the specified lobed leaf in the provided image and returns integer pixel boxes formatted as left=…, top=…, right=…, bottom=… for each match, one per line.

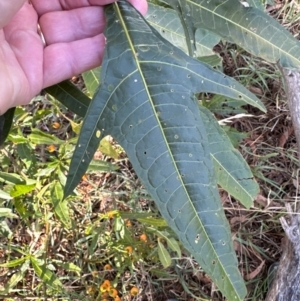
left=64, top=1, right=264, bottom=299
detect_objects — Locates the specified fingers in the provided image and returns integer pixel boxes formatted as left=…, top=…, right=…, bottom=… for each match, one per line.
left=31, top=0, right=148, bottom=16
left=3, top=2, right=43, bottom=95
left=43, top=34, right=106, bottom=88
left=0, top=0, right=27, bottom=28
left=30, top=0, right=117, bottom=15
left=39, top=7, right=105, bottom=45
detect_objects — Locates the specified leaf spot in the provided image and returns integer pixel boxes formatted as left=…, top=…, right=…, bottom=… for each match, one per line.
left=174, top=134, right=179, bottom=139
left=170, top=89, right=174, bottom=92
left=187, top=74, right=191, bottom=78
left=134, top=79, right=138, bottom=83
left=144, top=151, right=147, bottom=155
left=112, top=105, right=117, bottom=111
left=182, top=95, right=185, bottom=99
left=222, top=241, right=226, bottom=246
left=108, top=84, right=114, bottom=91
left=78, top=144, right=81, bottom=148
left=201, top=80, right=204, bottom=84
left=195, top=234, right=200, bottom=244
left=96, top=130, right=101, bottom=138
left=169, top=51, right=174, bottom=55
left=189, top=153, right=193, bottom=157
left=82, top=159, right=85, bottom=163
left=157, top=66, right=162, bottom=71
left=129, top=125, right=133, bottom=129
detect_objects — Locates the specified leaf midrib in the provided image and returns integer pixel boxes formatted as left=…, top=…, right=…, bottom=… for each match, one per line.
left=115, top=2, right=237, bottom=296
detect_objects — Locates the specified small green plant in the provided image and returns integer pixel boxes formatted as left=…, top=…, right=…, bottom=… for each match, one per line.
left=2, top=0, right=300, bottom=299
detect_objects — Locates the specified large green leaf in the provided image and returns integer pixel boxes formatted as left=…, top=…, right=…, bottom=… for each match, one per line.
left=162, top=0, right=300, bottom=68
left=64, top=1, right=266, bottom=299
left=199, top=106, right=259, bottom=208
left=146, top=3, right=220, bottom=57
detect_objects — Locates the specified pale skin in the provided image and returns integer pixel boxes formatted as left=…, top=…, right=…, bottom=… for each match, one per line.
left=0, top=0, right=148, bottom=114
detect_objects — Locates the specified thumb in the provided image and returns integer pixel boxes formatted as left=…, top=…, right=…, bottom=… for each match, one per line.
left=0, top=0, right=27, bottom=28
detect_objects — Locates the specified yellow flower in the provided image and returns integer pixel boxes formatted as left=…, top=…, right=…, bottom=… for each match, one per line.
left=100, top=280, right=111, bottom=292
left=47, top=145, right=56, bottom=153
left=130, top=286, right=139, bottom=296
left=52, top=122, right=61, bottom=129
left=139, top=233, right=147, bottom=242
left=103, top=264, right=112, bottom=271
left=125, top=246, right=133, bottom=255
left=109, top=288, right=119, bottom=298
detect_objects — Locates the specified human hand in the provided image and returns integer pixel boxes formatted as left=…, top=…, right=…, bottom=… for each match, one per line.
left=0, top=0, right=148, bottom=114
